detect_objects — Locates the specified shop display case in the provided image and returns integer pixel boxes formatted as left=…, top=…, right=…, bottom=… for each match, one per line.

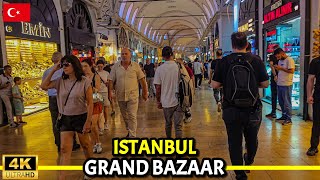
left=6, top=38, right=57, bottom=115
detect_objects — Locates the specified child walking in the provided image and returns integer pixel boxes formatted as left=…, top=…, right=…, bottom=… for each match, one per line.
left=12, top=77, right=26, bottom=124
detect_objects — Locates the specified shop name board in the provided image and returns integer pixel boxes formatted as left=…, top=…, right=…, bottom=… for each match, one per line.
left=21, top=22, right=51, bottom=38
left=264, top=2, right=293, bottom=24
left=267, top=30, right=277, bottom=37
left=238, top=19, right=254, bottom=33
left=271, top=0, right=282, bottom=11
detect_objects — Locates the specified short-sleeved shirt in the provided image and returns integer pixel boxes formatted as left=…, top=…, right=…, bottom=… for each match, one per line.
left=309, top=57, right=320, bottom=102
left=211, top=59, right=221, bottom=72
left=277, top=56, right=295, bottom=86
left=54, top=77, right=91, bottom=116
left=0, top=74, right=13, bottom=96
left=109, top=61, right=145, bottom=101
left=96, top=70, right=109, bottom=93
left=144, top=63, right=155, bottom=78
left=193, top=62, right=202, bottom=75
left=12, top=85, right=22, bottom=100
left=154, top=61, right=179, bottom=108
left=212, top=53, right=269, bottom=107
left=42, top=66, right=63, bottom=96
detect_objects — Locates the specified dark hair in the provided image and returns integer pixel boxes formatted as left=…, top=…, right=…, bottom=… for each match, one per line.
left=216, top=49, right=223, bottom=57
left=103, top=65, right=111, bottom=73
left=4, top=65, right=11, bottom=70
left=82, top=58, right=95, bottom=73
left=162, top=46, right=173, bottom=59
left=273, top=48, right=284, bottom=55
left=231, top=32, right=248, bottom=50
left=61, top=55, right=84, bottom=81
left=96, top=60, right=105, bottom=65
left=14, top=77, right=21, bottom=83
left=246, top=42, right=252, bottom=52
left=194, top=58, right=199, bottom=62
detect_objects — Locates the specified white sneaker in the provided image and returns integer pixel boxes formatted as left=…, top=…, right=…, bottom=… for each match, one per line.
left=184, top=117, right=192, bottom=123
left=9, top=122, right=18, bottom=128
left=104, top=123, right=109, bottom=130
left=93, top=145, right=97, bottom=153
left=95, top=143, right=102, bottom=154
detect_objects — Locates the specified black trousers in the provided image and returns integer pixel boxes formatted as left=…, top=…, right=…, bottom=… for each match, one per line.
left=222, top=105, right=262, bottom=177
left=195, top=74, right=202, bottom=88
left=270, top=79, right=278, bottom=113
left=49, top=96, right=77, bottom=147
left=310, top=102, right=320, bottom=148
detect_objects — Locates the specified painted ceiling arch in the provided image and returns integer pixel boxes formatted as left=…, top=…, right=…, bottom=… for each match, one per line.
left=114, top=0, right=219, bottom=49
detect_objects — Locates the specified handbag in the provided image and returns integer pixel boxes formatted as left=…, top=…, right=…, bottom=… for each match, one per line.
left=93, top=92, right=104, bottom=103
left=55, top=80, right=77, bottom=131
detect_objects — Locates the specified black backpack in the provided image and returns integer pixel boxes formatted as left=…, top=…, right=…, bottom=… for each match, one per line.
left=224, top=55, right=259, bottom=108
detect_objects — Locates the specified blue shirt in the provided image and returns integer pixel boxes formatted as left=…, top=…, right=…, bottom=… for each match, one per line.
left=42, top=66, right=63, bottom=97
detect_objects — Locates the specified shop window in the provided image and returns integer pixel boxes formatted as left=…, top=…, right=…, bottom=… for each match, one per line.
left=264, top=17, right=301, bottom=110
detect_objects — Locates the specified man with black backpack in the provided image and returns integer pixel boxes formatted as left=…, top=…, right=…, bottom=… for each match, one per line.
left=212, top=32, right=269, bottom=180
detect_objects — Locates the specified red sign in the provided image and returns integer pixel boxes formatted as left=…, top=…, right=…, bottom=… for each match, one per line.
left=3, top=3, right=31, bottom=22
left=264, top=2, right=293, bottom=24
left=267, top=30, right=277, bottom=37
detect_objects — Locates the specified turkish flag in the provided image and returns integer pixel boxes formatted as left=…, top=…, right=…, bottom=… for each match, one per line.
left=3, top=3, right=31, bottom=22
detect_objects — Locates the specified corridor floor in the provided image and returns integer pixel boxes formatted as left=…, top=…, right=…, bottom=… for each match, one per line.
left=0, top=85, right=319, bottom=180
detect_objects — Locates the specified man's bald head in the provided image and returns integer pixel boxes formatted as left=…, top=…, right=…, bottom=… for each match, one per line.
left=121, top=48, right=132, bottom=62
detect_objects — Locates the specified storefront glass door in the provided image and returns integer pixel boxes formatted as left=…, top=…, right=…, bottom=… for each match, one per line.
left=264, top=17, right=301, bottom=110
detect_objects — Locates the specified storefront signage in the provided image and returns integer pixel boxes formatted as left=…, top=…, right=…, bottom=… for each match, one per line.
left=267, top=30, right=277, bottom=37
left=21, top=22, right=51, bottom=38
left=264, top=2, right=293, bottom=24
left=271, top=0, right=282, bottom=11
left=238, top=19, right=254, bottom=33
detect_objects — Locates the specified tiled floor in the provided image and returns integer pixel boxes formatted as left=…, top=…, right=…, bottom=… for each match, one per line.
left=0, top=84, right=319, bottom=180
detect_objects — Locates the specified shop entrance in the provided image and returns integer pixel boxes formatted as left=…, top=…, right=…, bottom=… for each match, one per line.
left=264, top=17, right=301, bottom=111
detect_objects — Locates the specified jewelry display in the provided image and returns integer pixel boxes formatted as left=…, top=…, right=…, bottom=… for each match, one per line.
left=6, top=39, right=57, bottom=107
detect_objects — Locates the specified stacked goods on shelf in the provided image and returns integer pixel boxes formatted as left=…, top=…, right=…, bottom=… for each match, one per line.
left=313, top=29, right=320, bottom=58
left=5, top=39, right=57, bottom=106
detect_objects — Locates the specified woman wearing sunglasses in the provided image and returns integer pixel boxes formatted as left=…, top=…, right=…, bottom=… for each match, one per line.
left=81, top=59, right=103, bottom=154
left=41, top=55, right=93, bottom=180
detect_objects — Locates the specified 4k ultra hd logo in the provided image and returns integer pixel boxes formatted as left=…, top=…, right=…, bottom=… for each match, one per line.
left=2, top=155, right=38, bottom=179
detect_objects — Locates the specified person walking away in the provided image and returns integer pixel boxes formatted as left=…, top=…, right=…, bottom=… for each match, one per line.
left=306, top=56, right=320, bottom=156
left=12, top=77, right=26, bottom=124
left=273, top=48, right=295, bottom=125
left=96, top=60, right=111, bottom=132
left=144, top=58, right=156, bottom=98
left=0, top=65, right=17, bottom=127
left=266, top=45, right=280, bottom=118
left=154, top=46, right=184, bottom=138
left=212, top=32, right=269, bottom=180
left=42, top=52, right=80, bottom=153
left=209, top=49, right=223, bottom=112
left=41, top=55, right=94, bottom=180
left=82, top=59, right=103, bottom=154
left=193, top=58, right=203, bottom=89
left=108, top=48, right=148, bottom=138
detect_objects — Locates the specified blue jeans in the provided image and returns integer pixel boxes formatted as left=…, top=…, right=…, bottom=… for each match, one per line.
left=277, top=86, right=292, bottom=120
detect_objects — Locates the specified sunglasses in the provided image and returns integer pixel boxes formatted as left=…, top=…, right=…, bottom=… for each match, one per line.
left=60, top=62, right=71, bottom=68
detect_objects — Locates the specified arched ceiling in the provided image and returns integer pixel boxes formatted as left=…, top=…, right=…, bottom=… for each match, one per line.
left=114, top=0, right=219, bottom=51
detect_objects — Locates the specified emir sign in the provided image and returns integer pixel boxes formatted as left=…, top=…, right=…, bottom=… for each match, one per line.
left=21, top=22, right=51, bottom=38
left=264, top=2, right=293, bottom=24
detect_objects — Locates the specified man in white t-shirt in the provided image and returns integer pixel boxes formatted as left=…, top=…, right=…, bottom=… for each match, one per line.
left=193, top=58, right=203, bottom=89
left=96, top=60, right=110, bottom=133
left=273, top=48, right=295, bottom=125
left=154, top=46, right=183, bottom=138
